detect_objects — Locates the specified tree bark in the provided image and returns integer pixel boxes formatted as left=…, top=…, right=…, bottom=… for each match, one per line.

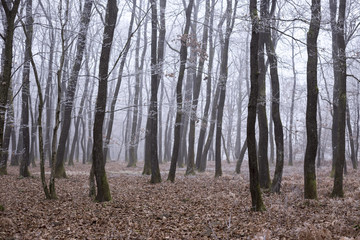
left=103, top=0, right=136, bottom=162
left=143, top=0, right=162, bottom=183
left=331, top=0, right=346, bottom=198
left=167, top=0, right=194, bottom=182
left=187, top=0, right=210, bottom=176
left=304, top=0, right=321, bottom=200
left=92, top=0, right=118, bottom=202
left=214, top=0, right=236, bottom=178
left=19, top=0, right=34, bottom=178
left=54, top=0, right=93, bottom=177
left=0, top=0, right=21, bottom=176
left=248, top=0, right=265, bottom=211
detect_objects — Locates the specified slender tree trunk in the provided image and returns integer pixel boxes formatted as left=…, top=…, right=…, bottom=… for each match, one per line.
left=103, top=0, right=136, bottom=161
left=263, top=0, right=284, bottom=193
left=187, top=0, right=210, bottom=175
left=330, top=0, right=339, bottom=176
left=91, top=0, right=118, bottom=202
left=167, top=0, right=194, bottom=182
left=346, top=103, right=357, bottom=169
left=289, top=25, right=297, bottom=166
left=248, top=0, right=265, bottom=211
left=196, top=0, right=216, bottom=171
left=144, top=0, right=162, bottom=183
left=214, top=0, right=236, bottom=178
left=20, top=0, right=34, bottom=178
left=0, top=0, right=21, bottom=175
left=257, top=0, right=271, bottom=188
left=331, top=0, right=346, bottom=198
left=304, top=0, right=321, bottom=200
left=317, top=99, right=322, bottom=168
left=55, top=0, right=93, bottom=177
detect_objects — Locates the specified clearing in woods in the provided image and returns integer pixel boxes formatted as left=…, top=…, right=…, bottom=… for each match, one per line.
left=0, top=161, right=359, bottom=239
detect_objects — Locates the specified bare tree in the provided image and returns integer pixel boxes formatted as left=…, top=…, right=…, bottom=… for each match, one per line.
left=0, top=0, right=21, bottom=175
left=91, top=0, right=118, bottom=202
left=304, top=0, right=321, bottom=200
left=19, top=0, right=34, bottom=178
left=332, top=0, right=347, bottom=198
left=247, top=0, right=265, bottom=211
left=54, top=0, right=93, bottom=178
left=167, top=0, right=194, bottom=182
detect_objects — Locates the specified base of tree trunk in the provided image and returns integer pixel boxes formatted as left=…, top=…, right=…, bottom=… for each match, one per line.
left=54, top=164, right=67, bottom=178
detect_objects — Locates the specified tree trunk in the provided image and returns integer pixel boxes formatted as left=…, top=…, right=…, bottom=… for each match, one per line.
left=55, top=0, right=93, bottom=178
left=263, top=0, right=284, bottom=193
left=196, top=0, right=216, bottom=171
left=257, top=21, right=270, bottom=188
left=214, top=0, right=236, bottom=178
left=20, top=0, right=33, bottom=178
left=187, top=0, right=210, bottom=176
left=167, top=0, right=194, bottom=182
left=0, top=0, right=21, bottom=175
left=248, top=0, right=265, bottom=211
left=304, top=0, right=321, bottom=200
left=144, top=0, right=162, bottom=183
left=103, top=0, right=136, bottom=162
left=346, top=103, right=357, bottom=169
left=289, top=25, right=297, bottom=166
left=331, top=0, right=346, bottom=198
left=92, top=0, right=118, bottom=202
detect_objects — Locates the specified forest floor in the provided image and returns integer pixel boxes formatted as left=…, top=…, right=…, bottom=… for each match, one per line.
left=0, top=160, right=359, bottom=239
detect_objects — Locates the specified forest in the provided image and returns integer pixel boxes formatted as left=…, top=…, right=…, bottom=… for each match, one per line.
left=0, top=0, right=360, bottom=238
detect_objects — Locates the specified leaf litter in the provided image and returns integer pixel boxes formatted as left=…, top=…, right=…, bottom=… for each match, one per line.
left=0, top=161, right=359, bottom=239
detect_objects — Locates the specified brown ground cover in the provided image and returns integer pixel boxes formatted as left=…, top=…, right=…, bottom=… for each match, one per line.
left=0, top=161, right=359, bottom=239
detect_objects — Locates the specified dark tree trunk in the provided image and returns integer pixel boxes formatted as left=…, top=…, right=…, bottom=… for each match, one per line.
left=187, top=0, right=210, bottom=175
left=304, top=0, right=321, bottom=200
left=248, top=0, right=265, bottom=211
left=346, top=103, right=357, bottom=169
left=317, top=99, right=322, bottom=168
left=214, top=0, right=236, bottom=178
left=92, top=0, right=118, bottom=202
left=257, top=16, right=270, bottom=188
left=20, top=0, right=34, bottom=178
left=263, top=0, right=284, bottom=193
left=0, top=0, right=21, bottom=175
left=0, top=82, right=14, bottom=175
left=144, top=0, right=163, bottom=183
left=103, top=0, right=136, bottom=162
left=235, top=138, right=247, bottom=174
left=55, top=0, right=93, bottom=178
left=167, top=0, right=194, bottom=182
left=289, top=25, right=297, bottom=166
left=196, top=0, right=215, bottom=171
left=331, top=0, right=346, bottom=198
left=129, top=1, right=147, bottom=167
left=156, top=0, right=166, bottom=165
left=330, top=0, right=339, bottom=176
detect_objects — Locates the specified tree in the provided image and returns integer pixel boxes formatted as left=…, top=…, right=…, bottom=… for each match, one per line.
left=144, top=0, right=162, bottom=184
left=187, top=0, right=210, bottom=175
left=0, top=0, right=21, bottom=176
left=167, top=0, right=194, bottom=182
left=247, top=0, right=266, bottom=211
left=54, top=0, right=93, bottom=178
left=19, top=0, right=34, bottom=178
left=264, top=0, right=284, bottom=194
left=332, top=0, right=347, bottom=198
left=304, top=0, right=321, bottom=200
left=214, top=0, right=237, bottom=178
left=103, top=0, right=136, bottom=164
left=257, top=0, right=271, bottom=188
left=91, top=0, right=118, bottom=202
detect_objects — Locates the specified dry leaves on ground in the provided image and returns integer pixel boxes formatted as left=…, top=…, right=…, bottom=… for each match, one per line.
left=0, top=161, right=359, bottom=239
